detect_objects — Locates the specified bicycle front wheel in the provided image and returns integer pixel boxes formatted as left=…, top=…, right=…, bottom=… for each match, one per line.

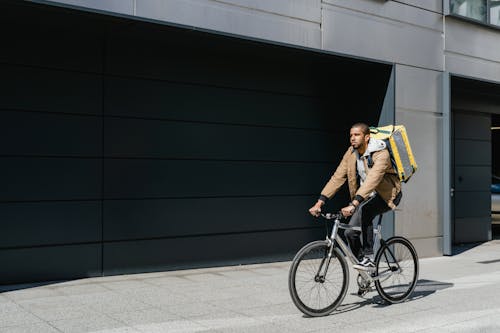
left=288, top=240, right=349, bottom=317
left=374, top=236, right=418, bottom=303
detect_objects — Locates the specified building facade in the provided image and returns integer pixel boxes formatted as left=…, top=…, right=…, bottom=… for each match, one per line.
left=1, top=0, right=499, bottom=284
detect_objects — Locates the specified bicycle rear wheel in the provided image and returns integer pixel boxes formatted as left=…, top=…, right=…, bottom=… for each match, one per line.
left=374, top=236, right=418, bottom=303
left=288, top=240, right=348, bottom=317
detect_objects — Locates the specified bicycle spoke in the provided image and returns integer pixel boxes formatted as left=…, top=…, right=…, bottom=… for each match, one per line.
left=375, top=238, right=418, bottom=303
left=289, top=242, right=348, bottom=315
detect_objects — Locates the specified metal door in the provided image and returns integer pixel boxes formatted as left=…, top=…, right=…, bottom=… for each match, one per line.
left=452, top=111, right=492, bottom=243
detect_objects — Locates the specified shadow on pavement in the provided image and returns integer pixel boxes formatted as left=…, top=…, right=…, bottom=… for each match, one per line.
left=0, top=280, right=68, bottom=293
left=452, top=242, right=483, bottom=255
left=326, top=279, right=453, bottom=315
left=451, top=225, right=500, bottom=255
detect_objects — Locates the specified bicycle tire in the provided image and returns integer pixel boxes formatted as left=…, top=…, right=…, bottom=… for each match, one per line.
left=374, top=236, right=418, bottom=303
left=288, top=240, right=349, bottom=317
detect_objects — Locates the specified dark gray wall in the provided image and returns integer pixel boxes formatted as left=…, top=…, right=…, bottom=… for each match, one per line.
left=494, top=115, right=500, bottom=179
left=0, top=1, right=392, bottom=284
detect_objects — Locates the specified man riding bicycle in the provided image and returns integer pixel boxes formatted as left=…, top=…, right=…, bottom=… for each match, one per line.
left=309, top=122, right=402, bottom=270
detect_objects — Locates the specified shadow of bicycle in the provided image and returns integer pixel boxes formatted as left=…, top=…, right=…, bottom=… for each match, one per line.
left=330, top=279, right=453, bottom=314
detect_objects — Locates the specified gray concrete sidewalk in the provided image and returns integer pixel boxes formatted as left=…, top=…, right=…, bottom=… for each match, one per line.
left=2, top=240, right=500, bottom=333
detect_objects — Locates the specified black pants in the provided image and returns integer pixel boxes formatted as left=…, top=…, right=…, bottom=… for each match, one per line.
left=344, top=192, right=400, bottom=259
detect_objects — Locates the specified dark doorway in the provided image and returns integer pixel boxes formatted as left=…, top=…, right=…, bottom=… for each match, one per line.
left=451, top=76, right=500, bottom=244
left=492, top=115, right=500, bottom=237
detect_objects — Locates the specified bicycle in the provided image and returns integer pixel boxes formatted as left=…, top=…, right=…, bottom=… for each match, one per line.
left=288, top=212, right=419, bottom=317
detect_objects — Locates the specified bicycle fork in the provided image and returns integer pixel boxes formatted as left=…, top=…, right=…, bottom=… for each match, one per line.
left=314, top=220, right=341, bottom=281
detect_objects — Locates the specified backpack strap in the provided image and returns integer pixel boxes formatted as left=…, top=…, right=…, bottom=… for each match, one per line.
left=366, top=154, right=374, bottom=168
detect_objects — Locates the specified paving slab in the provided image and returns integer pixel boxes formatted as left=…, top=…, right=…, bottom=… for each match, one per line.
left=0, top=322, right=61, bottom=333
left=49, top=314, right=133, bottom=333
left=0, top=302, right=43, bottom=328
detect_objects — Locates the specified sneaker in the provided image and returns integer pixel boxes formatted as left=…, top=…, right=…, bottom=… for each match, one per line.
left=353, top=257, right=375, bottom=271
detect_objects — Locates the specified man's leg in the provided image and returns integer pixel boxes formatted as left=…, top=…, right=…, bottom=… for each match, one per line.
left=359, top=194, right=391, bottom=258
left=345, top=195, right=378, bottom=260
left=344, top=214, right=362, bottom=260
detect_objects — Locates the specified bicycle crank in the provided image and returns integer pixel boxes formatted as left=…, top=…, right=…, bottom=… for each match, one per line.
left=356, top=274, right=373, bottom=296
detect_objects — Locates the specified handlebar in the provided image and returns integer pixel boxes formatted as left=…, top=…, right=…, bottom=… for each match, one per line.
left=319, top=212, right=345, bottom=220
left=318, top=212, right=360, bottom=231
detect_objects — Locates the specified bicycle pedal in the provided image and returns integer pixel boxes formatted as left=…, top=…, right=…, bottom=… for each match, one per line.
left=357, top=288, right=371, bottom=297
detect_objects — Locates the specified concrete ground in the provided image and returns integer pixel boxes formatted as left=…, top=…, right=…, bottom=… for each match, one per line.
left=2, top=240, right=500, bottom=333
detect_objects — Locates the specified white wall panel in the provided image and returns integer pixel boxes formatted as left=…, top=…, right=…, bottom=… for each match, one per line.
left=323, top=0, right=442, bottom=29
left=393, top=0, right=442, bottom=13
left=446, top=52, right=500, bottom=84
left=43, top=0, right=134, bottom=15
left=135, top=0, right=321, bottom=48
left=396, top=65, right=441, bottom=114
left=395, top=65, right=442, bottom=255
left=322, top=2, right=443, bottom=70
left=395, top=110, right=442, bottom=242
left=445, top=18, right=500, bottom=83
left=446, top=18, right=500, bottom=64
left=207, top=0, right=321, bottom=22
left=409, top=237, right=443, bottom=258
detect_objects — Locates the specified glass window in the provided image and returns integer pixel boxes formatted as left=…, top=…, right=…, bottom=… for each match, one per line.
left=451, top=0, right=487, bottom=22
left=490, top=0, right=500, bottom=26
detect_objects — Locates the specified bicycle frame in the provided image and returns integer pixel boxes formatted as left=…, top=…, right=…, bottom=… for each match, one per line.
left=289, top=212, right=419, bottom=316
left=325, top=216, right=401, bottom=283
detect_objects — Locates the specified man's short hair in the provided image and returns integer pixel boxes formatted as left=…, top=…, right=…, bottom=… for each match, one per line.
left=351, top=122, right=370, bottom=135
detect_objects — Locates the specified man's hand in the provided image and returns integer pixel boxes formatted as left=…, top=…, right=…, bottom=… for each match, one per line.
left=308, top=200, right=324, bottom=217
left=341, top=205, right=355, bottom=217
left=341, top=200, right=359, bottom=217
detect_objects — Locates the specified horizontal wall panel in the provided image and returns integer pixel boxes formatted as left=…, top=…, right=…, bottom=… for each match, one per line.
left=446, top=18, right=500, bottom=68
left=323, top=0, right=442, bottom=30
left=396, top=65, right=440, bottom=114
left=454, top=191, right=491, bottom=219
left=105, top=77, right=330, bottom=129
left=322, top=3, right=443, bottom=70
left=105, top=117, right=337, bottom=161
left=453, top=112, right=491, bottom=140
left=454, top=140, right=491, bottom=166
left=409, top=237, right=443, bottom=259
left=134, top=0, right=321, bottom=49
left=452, top=94, right=500, bottom=116
left=0, top=244, right=101, bottom=285
left=0, top=201, right=101, bottom=248
left=0, top=111, right=102, bottom=156
left=102, top=196, right=328, bottom=241
left=103, top=228, right=323, bottom=275
left=454, top=166, right=491, bottom=192
left=0, top=65, right=102, bottom=115
left=0, top=4, right=103, bottom=72
left=445, top=51, right=500, bottom=86
left=397, top=0, right=442, bottom=13
left=0, top=157, right=101, bottom=202
left=201, top=0, right=322, bottom=22
left=46, top=0, right=135, bottom=16
left=104, top=159, right=333, bottom=199
left=106, top=31, right=319, bottom=96
left=454, top=217, right=491, bottom=243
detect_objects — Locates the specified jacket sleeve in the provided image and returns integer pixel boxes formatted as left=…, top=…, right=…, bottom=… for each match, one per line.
left=355, top=149, right=391, bottom=201
left=320, top=148, right=350, bottom=200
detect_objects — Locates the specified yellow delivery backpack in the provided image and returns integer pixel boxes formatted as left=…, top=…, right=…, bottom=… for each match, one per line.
left=369, top=125, right=417, bottom=183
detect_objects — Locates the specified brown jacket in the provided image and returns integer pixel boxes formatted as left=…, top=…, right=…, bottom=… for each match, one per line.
left=320, top=146, right=401, bottom=209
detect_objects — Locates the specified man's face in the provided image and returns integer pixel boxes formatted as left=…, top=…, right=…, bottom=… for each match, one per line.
left=350, top=127, right=369, bottom=150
